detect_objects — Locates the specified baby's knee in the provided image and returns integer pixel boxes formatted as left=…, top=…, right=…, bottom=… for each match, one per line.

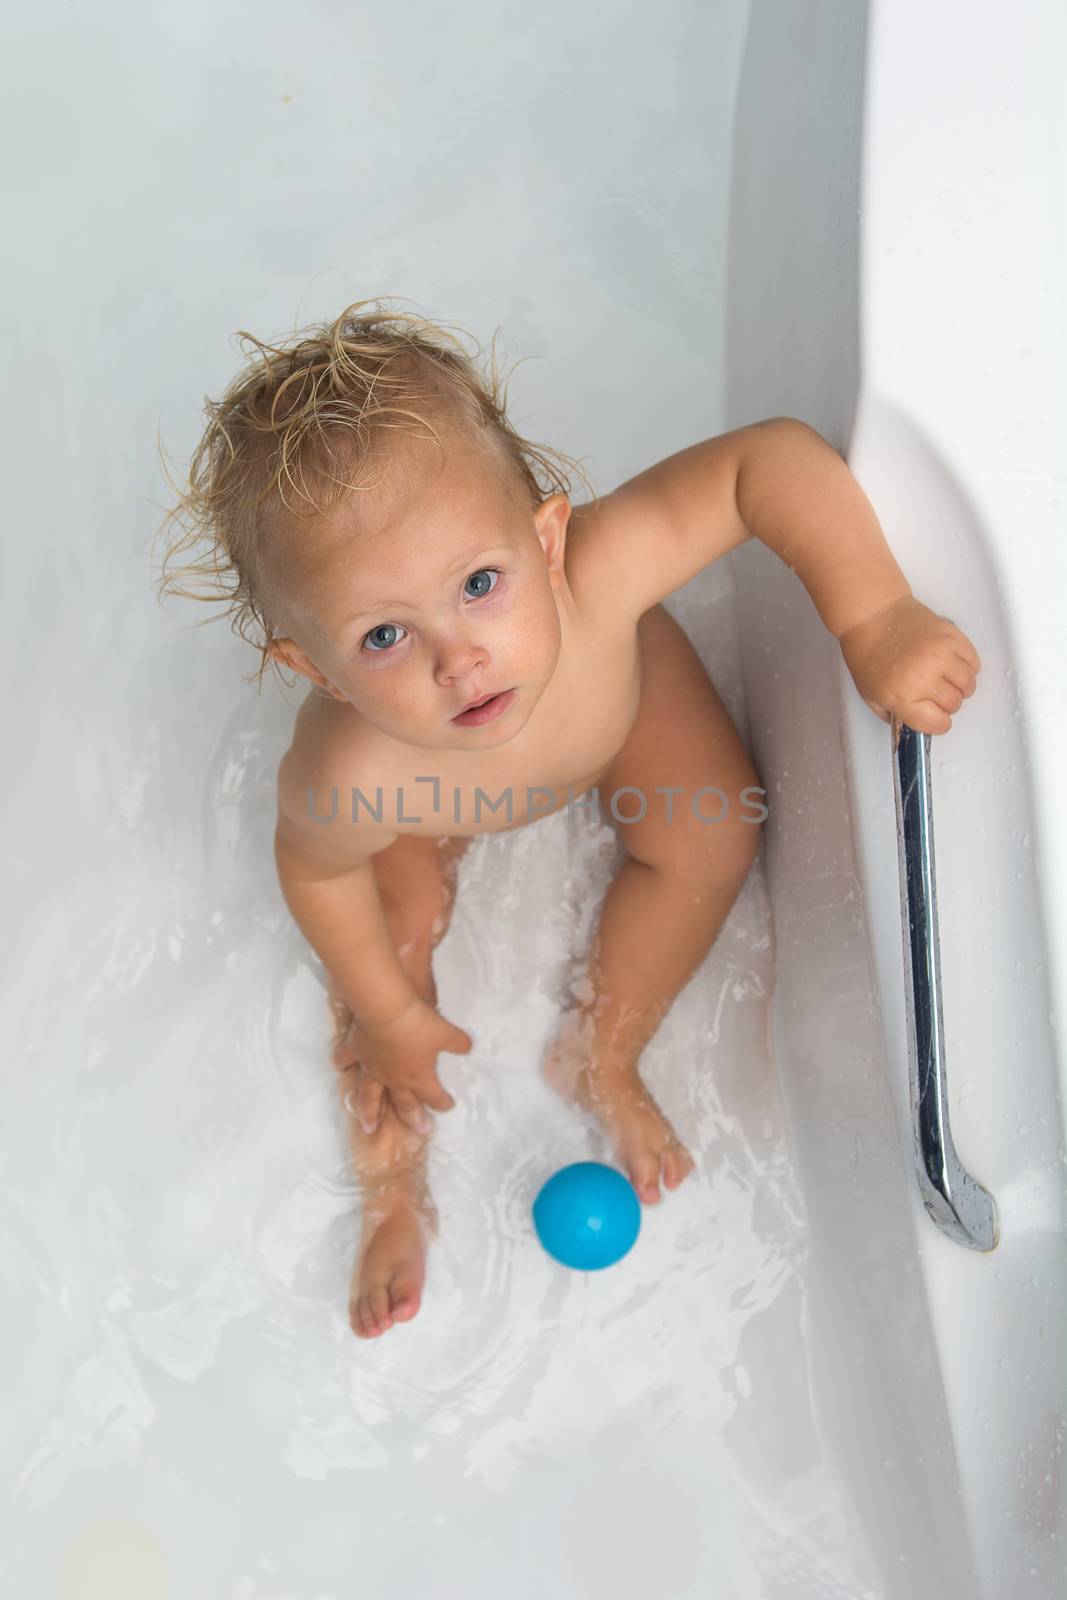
left=708, top=806, right=762, bottom=883
left=667, top=799, right=762, bottom=890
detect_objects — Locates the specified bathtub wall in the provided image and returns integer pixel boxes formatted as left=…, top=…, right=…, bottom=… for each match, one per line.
left=725, top=1, right=1067, bottom=1595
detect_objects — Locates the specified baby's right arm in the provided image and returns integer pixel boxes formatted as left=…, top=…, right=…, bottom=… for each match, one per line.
left=273, top=751, right=470, bottom=1129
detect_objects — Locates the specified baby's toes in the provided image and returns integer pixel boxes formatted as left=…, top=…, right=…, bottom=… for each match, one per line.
left=662, top=1142, right=696, bottom=1191
left=627, top=1150, right=664, bottom=1205
left=350, top=1295, right=372, bottom=1339
left=353, top=1294, right=382, bottom=1339
left=389, top=1272, right=422, bottom=1323
left=367, top=1283, right=395, bottom=1335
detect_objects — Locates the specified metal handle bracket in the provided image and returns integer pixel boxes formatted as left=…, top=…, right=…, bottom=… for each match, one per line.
left=891, top=716, right=999, bottom=1251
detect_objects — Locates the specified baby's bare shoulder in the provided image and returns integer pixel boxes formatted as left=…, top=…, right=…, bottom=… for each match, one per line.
left=566, top=431, right=751, bottom=621
left=565, top=492, right=648, bottom=627
left=275, top=693, right=399, bottom=874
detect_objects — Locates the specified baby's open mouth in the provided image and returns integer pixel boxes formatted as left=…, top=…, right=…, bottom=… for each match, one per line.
left=451, top=687, right=517, bottom=725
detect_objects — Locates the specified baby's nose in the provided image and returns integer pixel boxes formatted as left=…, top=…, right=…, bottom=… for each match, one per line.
left=435, top=636, right=488, bottom=681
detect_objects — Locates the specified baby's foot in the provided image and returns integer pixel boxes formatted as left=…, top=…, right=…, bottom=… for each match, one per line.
left=350, top=1185, right=437, bottom=1339
left=543, top=1012, right=696, bottom=1205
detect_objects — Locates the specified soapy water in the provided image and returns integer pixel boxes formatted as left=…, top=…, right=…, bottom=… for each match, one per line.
left=1, top=584, right=884, bottom=1596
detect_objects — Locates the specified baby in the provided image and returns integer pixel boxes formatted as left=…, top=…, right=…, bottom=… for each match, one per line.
left=155, top=299, right=981, bottom=1341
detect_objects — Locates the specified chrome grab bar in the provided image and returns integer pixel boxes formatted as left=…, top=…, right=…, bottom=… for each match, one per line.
left=891, top=716, right=999, bottom=1251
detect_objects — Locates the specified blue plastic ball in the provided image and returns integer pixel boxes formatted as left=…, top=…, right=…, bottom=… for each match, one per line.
left=532, top=1161, right=641, bottom=1270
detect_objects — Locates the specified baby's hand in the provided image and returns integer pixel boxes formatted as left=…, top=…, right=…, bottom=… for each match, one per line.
left=837, top=595, right=981, bottom=735
left=337, top=996, right=473, bottom=1136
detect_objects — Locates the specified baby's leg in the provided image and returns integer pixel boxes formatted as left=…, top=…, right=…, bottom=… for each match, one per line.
left=545, top=605, right=763, bottom=1203
left=329, top=835, right=470, bottom=1339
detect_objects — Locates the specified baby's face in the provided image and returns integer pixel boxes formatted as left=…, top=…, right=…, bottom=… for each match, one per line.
left=274, top=433, right=572, bottom=752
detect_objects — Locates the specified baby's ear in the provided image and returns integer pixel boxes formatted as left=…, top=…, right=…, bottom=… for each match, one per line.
left=534, top=492, right=571, bottom=574
left=269, top=637, right=340, bottom=696
left=268, top=639, right=310, bottom=679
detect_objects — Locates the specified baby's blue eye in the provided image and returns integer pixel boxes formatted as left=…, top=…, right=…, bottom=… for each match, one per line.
left=363, top=623, right=405, bottom=653
left=464, top=568, right=499, bottom=598
left=360, top=569, right=500, bottom=655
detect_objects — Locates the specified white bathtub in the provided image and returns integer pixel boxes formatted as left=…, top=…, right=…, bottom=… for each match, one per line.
left=3, top=0, right=1064, bottom=1596
left=728, top=1, right=1067, bottom=1595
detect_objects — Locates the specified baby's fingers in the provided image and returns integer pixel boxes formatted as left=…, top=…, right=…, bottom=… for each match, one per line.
left=902, top=699, right=954, bottom=736
left=390, top=1089, right=433, bottom=1135
left=950, top=653, right=979, bottom=697
left=357, top=1072, right=387, bottom=1134
left=933, top=676, right=965, bottom=715
left=937, top=614, right=981, bottom=664
left=950, top=631, right=982, bottom=675
left=416, top=1072, right=456, bottom=1115
left=901, top=665, right=973, bottom=736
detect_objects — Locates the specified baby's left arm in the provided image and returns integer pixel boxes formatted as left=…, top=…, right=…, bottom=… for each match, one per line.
left=733, top=418, right=981, bottom=734
left=598, top=416, right=980, bottom=735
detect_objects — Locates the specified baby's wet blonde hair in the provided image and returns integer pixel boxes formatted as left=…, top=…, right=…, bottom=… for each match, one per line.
left=150, top=297, right=597, bottom=691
